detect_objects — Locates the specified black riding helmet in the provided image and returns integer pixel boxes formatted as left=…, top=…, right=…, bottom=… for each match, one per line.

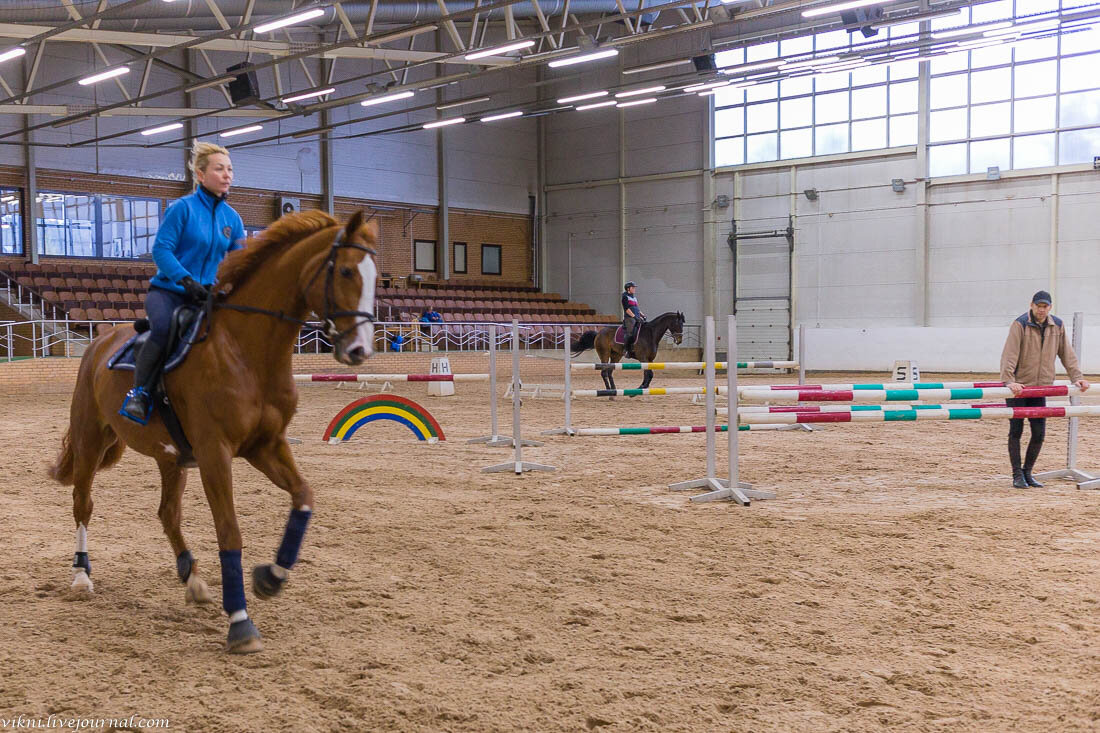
left=624, top=281, right=636, bottom=290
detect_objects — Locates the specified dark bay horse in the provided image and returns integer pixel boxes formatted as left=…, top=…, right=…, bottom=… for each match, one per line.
left=571, top=311, right=685, bottom=392
left=48, top=210, right=378, bottom=654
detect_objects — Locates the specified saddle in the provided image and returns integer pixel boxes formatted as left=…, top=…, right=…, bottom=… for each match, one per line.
left=614, top=319, right=644, bottom=345
left=107, top=305, right=205, bottom=466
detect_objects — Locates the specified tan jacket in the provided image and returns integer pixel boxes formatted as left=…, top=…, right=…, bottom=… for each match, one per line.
left=1000, top=313, right=1083, bottom=386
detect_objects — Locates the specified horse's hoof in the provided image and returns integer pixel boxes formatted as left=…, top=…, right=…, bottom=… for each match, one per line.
left=185, top=575, right=212, bottom=604
left=251, top=564, right=286, bottom=599
left=226, top=619, right=263, bottom=654
left=71, top=570, right=94, bottom=593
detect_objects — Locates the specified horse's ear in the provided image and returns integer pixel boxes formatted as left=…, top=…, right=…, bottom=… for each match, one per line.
left=344, top=210, right=365, bottom=241
left=363, top=213, right=380, bottom=241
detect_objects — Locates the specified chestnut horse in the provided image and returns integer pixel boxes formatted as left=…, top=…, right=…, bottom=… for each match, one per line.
left=48, top=210, right=378, bottom=653
left=570, top=311, right=685, bottom=393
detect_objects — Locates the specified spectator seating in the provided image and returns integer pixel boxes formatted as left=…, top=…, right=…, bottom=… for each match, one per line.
left=0, top=258, right=617, bottom=330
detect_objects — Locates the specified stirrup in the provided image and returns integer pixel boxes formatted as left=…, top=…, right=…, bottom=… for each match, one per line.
left=119, top=387, right=153, bottom=425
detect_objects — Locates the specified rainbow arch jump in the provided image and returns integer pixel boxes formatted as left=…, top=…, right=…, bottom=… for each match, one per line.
left=322, top=395, right=445, bottom=444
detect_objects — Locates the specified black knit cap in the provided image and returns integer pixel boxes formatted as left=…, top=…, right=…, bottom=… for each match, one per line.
left=1032, top=290, right=1052, bottom=305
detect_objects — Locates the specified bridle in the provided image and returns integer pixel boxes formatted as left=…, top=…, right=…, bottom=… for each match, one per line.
left=207, top=228, right=377, bottom=346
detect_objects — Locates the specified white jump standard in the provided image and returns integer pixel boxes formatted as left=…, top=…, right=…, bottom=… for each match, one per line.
left=669, top=315, right=776, bottom=506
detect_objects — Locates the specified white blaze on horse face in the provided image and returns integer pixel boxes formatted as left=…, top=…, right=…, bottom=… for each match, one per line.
left=345, top=254, right=376, bottom=358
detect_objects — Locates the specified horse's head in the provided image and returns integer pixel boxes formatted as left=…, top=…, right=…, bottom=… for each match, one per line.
left=303, top=211, right=379, bottom=365
left=671, top=311, right=685, bottom=345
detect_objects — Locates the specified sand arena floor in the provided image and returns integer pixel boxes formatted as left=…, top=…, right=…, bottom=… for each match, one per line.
left=1, top=370, right=1099, bottom=732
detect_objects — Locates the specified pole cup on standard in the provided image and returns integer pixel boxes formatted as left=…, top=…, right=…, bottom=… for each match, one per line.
left=1035, top=311, right=1099, bottom=489
left=468, top=324, right=512, bottom=447
left=482, top=320, right=556, bottom=475
left=542, top=325, right=575, bottom=436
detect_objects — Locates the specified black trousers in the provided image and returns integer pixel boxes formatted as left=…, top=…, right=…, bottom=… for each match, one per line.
left=1006, top=396, right=1047, bottom=472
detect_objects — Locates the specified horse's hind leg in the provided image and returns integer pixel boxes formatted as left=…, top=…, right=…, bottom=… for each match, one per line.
left=67, top=425, right=117, bottom=593
left=156, top=459, right=211, bottom=605
left=640, top=369, right=654, bottom=390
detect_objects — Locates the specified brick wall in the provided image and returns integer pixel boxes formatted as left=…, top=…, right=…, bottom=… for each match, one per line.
left=0, top=164, right=534, bottom=287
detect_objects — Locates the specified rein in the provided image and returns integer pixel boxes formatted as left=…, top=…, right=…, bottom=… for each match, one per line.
left=194, top=229, right=377, bottom=345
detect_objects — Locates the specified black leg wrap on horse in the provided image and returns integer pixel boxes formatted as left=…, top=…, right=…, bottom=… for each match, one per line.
left=251, top=564, right=286, bottom=599
left=176, top=549, right=194, bottom=583
left=72, top=552, right=91, bottom=576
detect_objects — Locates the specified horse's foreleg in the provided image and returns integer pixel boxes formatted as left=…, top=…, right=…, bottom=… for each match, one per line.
left=156, top=460, right=211, bottom=605
left=197, top=445, right=262, bottom=654
left=243, top=438, right=313, bottom=602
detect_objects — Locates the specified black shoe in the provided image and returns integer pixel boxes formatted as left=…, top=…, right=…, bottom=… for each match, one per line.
left=1023, top=472, right=1044, bottom=488
left=1012, top=471, right=1028, bottom=489
left=119, top=387, right=152, bottom=425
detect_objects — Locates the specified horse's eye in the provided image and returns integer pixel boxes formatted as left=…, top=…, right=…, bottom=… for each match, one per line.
left=340, top=266, right=354, bottom=278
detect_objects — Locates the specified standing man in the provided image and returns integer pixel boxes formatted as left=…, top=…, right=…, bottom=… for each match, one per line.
left=621, top=281, right=645, bottom=359
left=1000, top=291, right=1090, bottom=488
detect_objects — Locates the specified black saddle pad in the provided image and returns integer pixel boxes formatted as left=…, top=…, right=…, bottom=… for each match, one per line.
left=107, top=305, right=205, bottom=373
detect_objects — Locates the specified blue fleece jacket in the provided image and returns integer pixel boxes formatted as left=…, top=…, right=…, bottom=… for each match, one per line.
left=150, top=186, right=245, bottom=293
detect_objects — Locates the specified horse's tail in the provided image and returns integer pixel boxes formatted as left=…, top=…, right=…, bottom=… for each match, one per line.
left=47, top=428, right=76, bottom=485
left=571, top=330, right=597, bottom=356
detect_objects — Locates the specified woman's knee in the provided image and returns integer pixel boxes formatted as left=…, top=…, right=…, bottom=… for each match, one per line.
left=1008, top=419, right=1025, bottom=440
left=1029, top=419, right=1046, bottom=443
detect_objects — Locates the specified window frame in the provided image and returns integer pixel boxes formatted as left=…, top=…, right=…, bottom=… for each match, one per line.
left=413, top=238, right=437, bottom=273
left=480, top=243, right=502, bottom=276
left=452, top=241, right=467, bottom=274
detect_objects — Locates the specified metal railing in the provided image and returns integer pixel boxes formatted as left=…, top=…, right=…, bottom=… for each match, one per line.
left=0, top=319, right=702, bottom=361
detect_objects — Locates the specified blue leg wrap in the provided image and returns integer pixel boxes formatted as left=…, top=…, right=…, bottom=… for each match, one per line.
left=218, top=549, right=247, bottom=616
left=275, top=508, right=312, bottom=570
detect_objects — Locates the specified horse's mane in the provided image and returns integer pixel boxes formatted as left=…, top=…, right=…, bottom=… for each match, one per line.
left=216, top=210, right=337, bottom=292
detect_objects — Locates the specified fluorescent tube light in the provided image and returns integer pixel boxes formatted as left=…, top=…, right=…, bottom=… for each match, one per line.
left=623, top=58, right=693, bottom=75
left=78, top=67, right=130, bottom=86
left=933, top=21, right=1013, bottom=39
left=684, top=80, right=731, bottom=93
left=220, top=125, right=263, bottom=138
left=141, top=122, right=183, bottom=136
left=802, top=0, right=893, bottom=19
left=615, top=85, right=665, bottom=98
left=781, top=55, right=841, bottom=69
left=547, top=48, right=619, bottom=68
left=720, top=59, right=784, bottom=75
left=616, top=97, right=657, bottom=108
left=481, top=111, right=524, bottom=121
left=557, top=90, right=608, bottom=104
left=575, top=100, right=617, bottom=110
left=465, top=39, right=535, bottom=60
left=423, top=117, right=465, bottom=129
left=282, top=87, right=335, bottom=104
left=253, top=8, right=325, bottom=34
left=361, top=90, right=415, bottom=106
left=0, top=48, right=26, bottom=64
left=437, top=96, right=490, bottom=110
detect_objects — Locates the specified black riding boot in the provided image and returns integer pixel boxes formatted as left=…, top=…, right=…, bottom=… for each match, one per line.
left=119, top=339, right=165, bottom=425
left=1022, top=438, right=1045, bottom=487
left=1009, top=437, right=1027, bottom=488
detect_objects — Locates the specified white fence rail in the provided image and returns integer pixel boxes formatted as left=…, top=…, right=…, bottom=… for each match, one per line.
left=0, top=319, right=703, bottom=361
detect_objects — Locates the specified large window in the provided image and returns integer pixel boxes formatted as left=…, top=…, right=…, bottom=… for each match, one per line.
left=413, top=239, right=436, bottom=272
left=928, top=2, right=1100, bottom=175
left=714, top=0, right=1100, bottom=175
left=481, top=244, right=502, bottom=276
left=34, top=191, right=161, bottom=258
left=715, top=24, right=920, bottom=166
left=0, top=189, right=20, bottom=255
